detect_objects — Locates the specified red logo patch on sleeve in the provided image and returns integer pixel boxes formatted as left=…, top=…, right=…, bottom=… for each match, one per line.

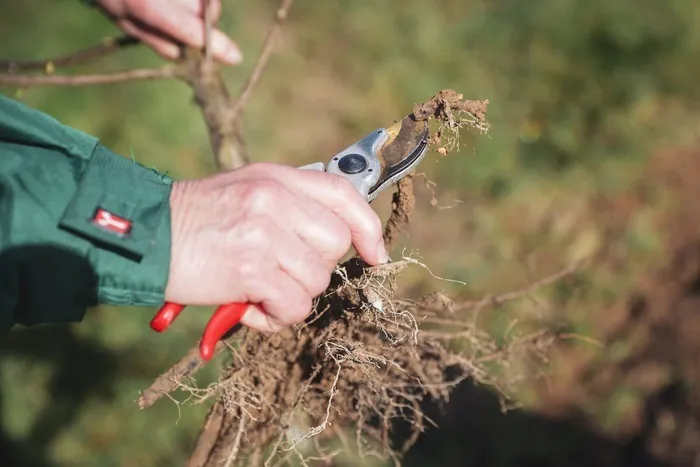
left=92, top=208, right=132, bottom=236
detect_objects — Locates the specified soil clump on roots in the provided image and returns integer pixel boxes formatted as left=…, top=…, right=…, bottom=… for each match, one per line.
left=139, top=90, right=550, bottom=467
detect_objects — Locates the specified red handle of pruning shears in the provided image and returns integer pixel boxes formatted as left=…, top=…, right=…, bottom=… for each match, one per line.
left=150, top=301, right=249, bottom=361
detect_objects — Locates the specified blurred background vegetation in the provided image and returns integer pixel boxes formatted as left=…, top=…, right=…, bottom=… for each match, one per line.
left=3, top=0, right=700, bottom=465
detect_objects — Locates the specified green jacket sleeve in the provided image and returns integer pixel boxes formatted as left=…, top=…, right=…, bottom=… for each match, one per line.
left=0, top=94, right=173, bottom=330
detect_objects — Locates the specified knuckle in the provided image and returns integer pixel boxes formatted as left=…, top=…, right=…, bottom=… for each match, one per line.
left=245, top=161, right=275, bottom=175
left=238, top=163, right=275, bottom=185
left=327, top=173, right=358, bottom=198
left=242, top=180, right=284, bottom=212
left=247, top=162, right=294, bottom=180
left=328, top=224, right=352, bottom=259
left=236, top=258, right=260, bottom=278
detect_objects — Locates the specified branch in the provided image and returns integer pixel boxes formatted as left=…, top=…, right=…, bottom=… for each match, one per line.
left=230, top=0, right=294, bottom=119
left=179, top=48, right=249, bottom=170
left=0, top=35, right=139, bottom=73
left=0, top=0, right=294, bottom=169
left=0, top=66, right=181, bottom=87
left=137, top=336, right=234, bottom=409
left=139, top=0, right=297, bottom=409
left=177, top=0, right=296, bottom=169
left=0, top=46, right=246, bottom=169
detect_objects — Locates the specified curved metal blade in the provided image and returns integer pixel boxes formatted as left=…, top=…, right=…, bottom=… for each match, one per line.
left=368, top=115, right=429, bottom=201
left=324, top=115, right=430, bottom=202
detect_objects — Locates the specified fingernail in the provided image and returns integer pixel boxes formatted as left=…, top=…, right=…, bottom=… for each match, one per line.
left=163, top=43, right=181, bottom=60
left=213, top=33, right=243, bottom=65
left=225, top=44, right=243, bottom=64
left=377, top=243, right=390, bottom=264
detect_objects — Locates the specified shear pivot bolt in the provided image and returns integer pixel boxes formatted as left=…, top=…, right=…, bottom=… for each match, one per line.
left=338, top=154, right=367, bottom=174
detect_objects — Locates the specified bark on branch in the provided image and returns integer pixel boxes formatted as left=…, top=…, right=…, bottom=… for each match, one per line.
left=0, top=66, right=181, bottom=86
left=0, top=35, right=139, bottom=73
left=179, top=48, right=248, bottom=170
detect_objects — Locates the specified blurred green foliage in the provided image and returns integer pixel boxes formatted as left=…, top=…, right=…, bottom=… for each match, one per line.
left=2, top=0, right=700, bottom=465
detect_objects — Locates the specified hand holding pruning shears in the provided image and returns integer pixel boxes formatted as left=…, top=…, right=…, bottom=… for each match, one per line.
left=91, top=0, right=430, bottom=360
left=154, top=118, right=429, bottom=361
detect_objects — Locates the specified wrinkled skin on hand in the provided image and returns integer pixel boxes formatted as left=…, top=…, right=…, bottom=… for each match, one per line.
left=95, top=0, right=242, bottom=64
left=165, top=163, right=389, bottom=332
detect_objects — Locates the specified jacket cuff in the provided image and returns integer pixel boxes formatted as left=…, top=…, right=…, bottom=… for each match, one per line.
left=58, top=144, right=173, bottom=305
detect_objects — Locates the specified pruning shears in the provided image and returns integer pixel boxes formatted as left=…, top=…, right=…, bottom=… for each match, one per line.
left=149, top=115, right=430, bottom=361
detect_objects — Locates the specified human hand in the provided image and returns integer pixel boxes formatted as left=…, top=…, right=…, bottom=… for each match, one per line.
left=164, top=163, right=388, bottom=333
left=95, top=0, right=242, bottom=64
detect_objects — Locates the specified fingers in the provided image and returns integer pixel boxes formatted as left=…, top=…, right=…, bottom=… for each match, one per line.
left=126, top=0, right=242, bottom=65
left=232, top=238, right=325, bottom=333
left=240, top=272, right=313, bottom=332
left=241, top=191, right=338, bottom=296
left=236, top=304, right=285, bottom=333
left=276, top=228, right=334, bottom=297
left=118, top=19, right=180, bottom=60
left=201, top=28, right=243, bottom=65
left=239, top=172, right=354, bottom=269
left=275, top=196, right=353, bottom=270
left=166, top=161, right=388, bottom=338
left=260, top=165, right=388, bottom=266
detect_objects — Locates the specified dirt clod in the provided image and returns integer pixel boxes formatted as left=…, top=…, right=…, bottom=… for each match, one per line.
left=412, top=88, right=490, bottom=153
